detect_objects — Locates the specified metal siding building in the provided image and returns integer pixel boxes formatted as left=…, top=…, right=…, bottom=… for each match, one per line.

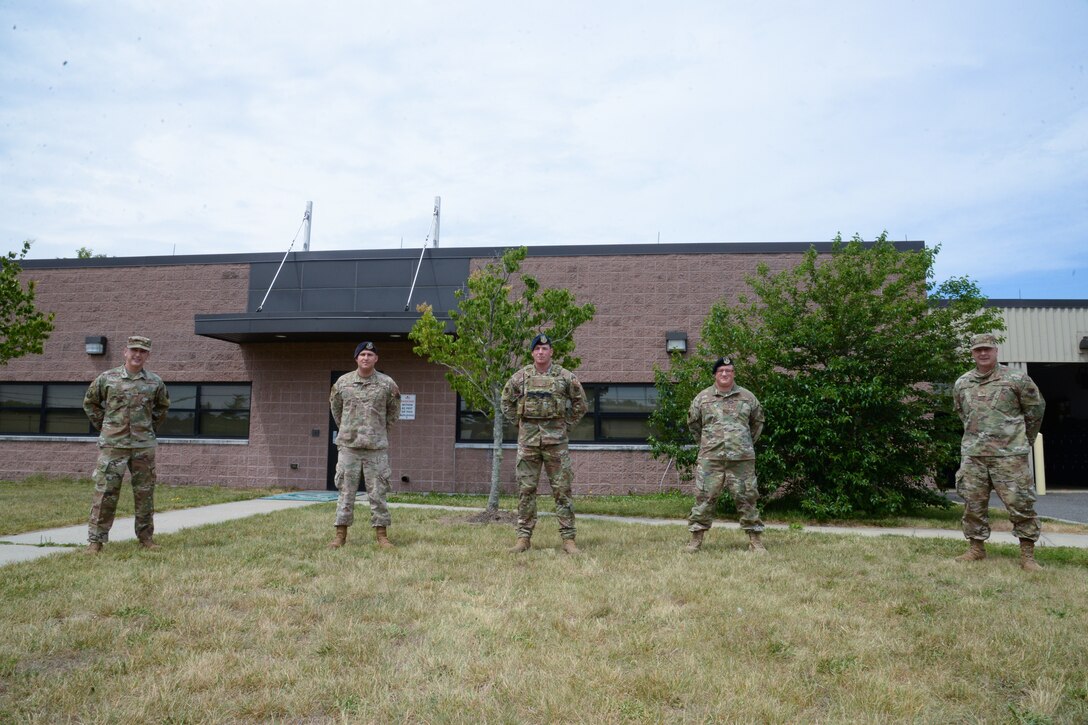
left=996, top=301, right=1088, bottom=364
left=995, top=300, right=1088, bottom=489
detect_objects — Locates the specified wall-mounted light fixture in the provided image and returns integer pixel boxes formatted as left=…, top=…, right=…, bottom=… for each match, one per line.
left=84, top=336, right=107, bottom=356
left=665, top=330, right=688, bottom=354
left=1080, top=336, right=1088, bottom=352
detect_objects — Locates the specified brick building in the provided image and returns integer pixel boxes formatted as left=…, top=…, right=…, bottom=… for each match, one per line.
left=1, top=241, right=925, bottom=493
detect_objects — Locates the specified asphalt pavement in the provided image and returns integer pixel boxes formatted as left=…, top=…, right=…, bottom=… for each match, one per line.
left=945, top=489, right=1088, bottom=525
left=3, top=490, right=1088, bottom=568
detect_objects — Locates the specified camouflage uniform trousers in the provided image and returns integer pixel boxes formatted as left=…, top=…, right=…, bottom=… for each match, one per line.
left=88, top=446, right=157, bottom=544
left=956, top=454, right=1040, bottom=542
left=515, top=441, right=576, bottom=540
left=334, top=446, right=391, bottom=528
left=688, top=457, right=765, bottom=533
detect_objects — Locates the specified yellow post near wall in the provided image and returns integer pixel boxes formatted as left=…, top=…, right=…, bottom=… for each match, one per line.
left=1033, top=433, right=1047, bottom=496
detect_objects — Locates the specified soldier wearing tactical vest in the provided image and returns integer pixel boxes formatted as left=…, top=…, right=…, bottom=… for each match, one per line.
left=500, top=334, right=589, bottom=554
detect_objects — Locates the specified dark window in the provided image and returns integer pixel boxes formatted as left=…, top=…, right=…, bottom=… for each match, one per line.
left=160, top=383, right=251, bottom=438
left=456, top=383, right=658, bottom=444
left=0, top=382, right=251, bottom=439
left=0, top=383, right=93, bottom=435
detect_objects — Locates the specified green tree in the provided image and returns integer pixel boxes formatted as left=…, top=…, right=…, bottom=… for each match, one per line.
left=76, top=247, right=106, bottom=259
left=1, top=241, right=56, bottom=365
left=409, top=247, right=596, bottom=512
left=649, top=233, right=1003, bottom=518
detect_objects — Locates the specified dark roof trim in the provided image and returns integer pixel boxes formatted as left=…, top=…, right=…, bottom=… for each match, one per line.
left=986, top=299, right=1088, bottom=309
left=930, top=298, right=1088, bottom=309
left=194, top=311, right=452, bottom=344
left=20, top=239, right=926, bottom=270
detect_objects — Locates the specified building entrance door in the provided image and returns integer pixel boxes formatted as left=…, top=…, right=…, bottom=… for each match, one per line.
left=326, top=370, right=359, bottom=491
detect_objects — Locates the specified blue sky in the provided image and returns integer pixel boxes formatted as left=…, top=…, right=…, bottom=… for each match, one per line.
left=2, top=1, right=1085, bottom=299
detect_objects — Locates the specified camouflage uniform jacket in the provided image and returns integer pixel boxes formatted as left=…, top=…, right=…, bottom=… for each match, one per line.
left=953, top=364, right=1045, bottom=457
left=83, top=366, right=170, bottom=448
left=330, top=370, right=401, bottom=449
left=501, top=363, right=588, bottom=446
left=688, top=384, right=764, bottom=461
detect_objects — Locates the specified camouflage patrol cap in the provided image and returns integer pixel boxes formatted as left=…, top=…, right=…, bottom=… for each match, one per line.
left=354, top=341, right=377, bottom=357
left=530, top=334, right=551, bottom=350
left=970, top=333, right=998, bottom=350
left=712, top=356, right=734, bottom=373
left=126, top=335, right=152, bottom=351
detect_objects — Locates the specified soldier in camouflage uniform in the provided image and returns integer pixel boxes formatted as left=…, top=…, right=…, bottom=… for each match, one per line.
left=684, top=356, right=767, bottom=554
left=953, top=333, right=1046, bottom=571
left=83, top=335, right=171, bottom=554
left=328, top=341, right=401, bottom=550
left=500, top=334, right=588, bottom=554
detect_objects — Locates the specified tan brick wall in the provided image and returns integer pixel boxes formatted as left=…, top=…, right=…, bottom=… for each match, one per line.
left=5, top=263, right=251, bottom=382
left=2, top=248, right=804, bottom=494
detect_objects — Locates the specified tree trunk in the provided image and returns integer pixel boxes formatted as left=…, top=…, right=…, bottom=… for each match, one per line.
left=487, top=390, right=504, bottom=512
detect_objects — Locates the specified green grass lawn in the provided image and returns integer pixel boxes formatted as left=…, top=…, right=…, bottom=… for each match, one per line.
left=1, top=505, right=1086, bottom=723
left=0, top=475, right=290, bottom=537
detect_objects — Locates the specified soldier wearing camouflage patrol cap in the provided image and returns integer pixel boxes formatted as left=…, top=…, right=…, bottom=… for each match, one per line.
left=328, top=341, right=401, bottom=550
left=500, top=333, right=588, bottom=554
left=683, top=356, right=768, bottom=554
left=952, top=333, right=1046, bottom=571
left=83, top=335, right=171, bottom=554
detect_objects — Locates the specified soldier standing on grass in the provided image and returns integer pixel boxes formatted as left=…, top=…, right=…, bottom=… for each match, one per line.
left=684, top=356, right=767, bottom=554
left=328, top=341, right=401, bottom=550
left=501, top=334, right=589, bottom=554
left=953, top=333, right=1046, bottom=571
left=83, top=335, right=171, bottom=554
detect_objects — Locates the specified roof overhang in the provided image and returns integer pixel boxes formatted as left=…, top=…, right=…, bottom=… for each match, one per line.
left=194, top=311, right=452, bottom=344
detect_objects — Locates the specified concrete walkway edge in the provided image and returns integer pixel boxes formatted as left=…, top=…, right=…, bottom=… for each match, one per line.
left=3, top=498, right=1087, bottom=567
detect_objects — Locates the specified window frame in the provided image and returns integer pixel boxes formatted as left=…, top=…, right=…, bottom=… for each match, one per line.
left=455, top=382, right=658, bottom=444
left=158, top=382, right=253, bottom=440
left=1, top=382, right=96, bottom=436
left=0, top=381, right=253, bottom=440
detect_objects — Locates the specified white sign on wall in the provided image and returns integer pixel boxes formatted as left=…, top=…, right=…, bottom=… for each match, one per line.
left=400, top=394, right=416, bottom=420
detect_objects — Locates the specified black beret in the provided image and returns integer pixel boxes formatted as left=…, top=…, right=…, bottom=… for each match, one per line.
left=354, top=341, right=377, bottom=357
left=711, top=356, right=734, bottom=374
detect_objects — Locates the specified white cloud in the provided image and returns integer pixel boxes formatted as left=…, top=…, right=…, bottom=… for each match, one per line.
left=1, top=0, right=1085, bottom=297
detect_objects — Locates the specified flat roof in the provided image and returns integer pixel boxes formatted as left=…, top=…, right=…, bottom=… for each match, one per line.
left=19, top=239, right=927, bottom=270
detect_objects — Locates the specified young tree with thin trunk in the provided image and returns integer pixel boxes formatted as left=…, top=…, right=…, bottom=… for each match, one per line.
left=409, top=247, right=595, bottom=512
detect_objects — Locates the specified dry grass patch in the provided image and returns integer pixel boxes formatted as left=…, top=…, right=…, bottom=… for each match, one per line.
left=1, top=506, right=1086, bottom=723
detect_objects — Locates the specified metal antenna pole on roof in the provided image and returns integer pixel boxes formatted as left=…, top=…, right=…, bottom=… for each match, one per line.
left=404, top=197, right=440, bottom=311
left=433, top=196, right=441, bottom=248
left=302, top=201, right=312, bottom=252
left=256, top=205, right=309, bottom=312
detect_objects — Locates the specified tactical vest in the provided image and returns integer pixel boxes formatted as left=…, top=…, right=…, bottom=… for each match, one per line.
left=519, top=373, right=564, bottom=420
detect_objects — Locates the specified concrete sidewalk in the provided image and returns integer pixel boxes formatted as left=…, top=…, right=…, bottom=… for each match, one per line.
left=0, top=498, right=325, bottom=566
left=3, top=498, right=1088, bottom=568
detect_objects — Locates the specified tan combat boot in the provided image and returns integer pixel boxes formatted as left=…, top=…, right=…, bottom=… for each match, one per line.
left=138, top=537, right=161, bottom=551
left=562, top=538, right=580, bottom=555
left=375, top=526, right=395, bottom=549
left=684, top=529, right=705, bottom=553
left=328, top=525, right=348, bottom=549
left=85, top=542, right=103, bottom=555
left=955, top=539, right=986, bottom=562
left=508, top=537, right=531, bottom=553
left=747, top=531, right=767, bottom=554
left=1019, top=539, right=1043, bottom=572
